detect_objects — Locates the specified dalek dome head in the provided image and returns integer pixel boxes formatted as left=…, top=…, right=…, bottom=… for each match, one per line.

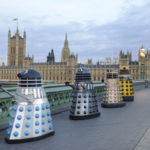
left=75, top=67, right=91, bottom=82
left=120, top=66, right=129, bottom=71
left=119, top=66, right=130, bottom=75
left=17, top=69, right=42, bottom=87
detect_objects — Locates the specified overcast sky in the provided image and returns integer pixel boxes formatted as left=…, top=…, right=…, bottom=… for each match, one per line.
left=0, top=0, right=150, bottom=65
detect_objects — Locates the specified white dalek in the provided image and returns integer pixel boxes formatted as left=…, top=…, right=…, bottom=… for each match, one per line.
left=0, top=69, right=55, bottom=143
left=101, top=72, right=126, bottom=108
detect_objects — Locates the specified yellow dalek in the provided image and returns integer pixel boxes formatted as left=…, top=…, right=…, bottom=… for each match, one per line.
left=119, top=66, right=134, bottom=101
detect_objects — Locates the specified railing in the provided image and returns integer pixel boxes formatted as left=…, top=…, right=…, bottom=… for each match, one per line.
left=0, top=80, right=149, bottom=127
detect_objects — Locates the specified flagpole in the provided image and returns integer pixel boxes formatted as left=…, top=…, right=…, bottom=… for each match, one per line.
left=17, top=18, right=18, bottom=28
left=13, top=18, right=18, bottom=29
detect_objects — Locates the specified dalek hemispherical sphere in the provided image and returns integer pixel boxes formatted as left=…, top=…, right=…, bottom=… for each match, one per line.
left=5, top=69, right=54, bottom=144
left=17, top=69, right=42, bottom=87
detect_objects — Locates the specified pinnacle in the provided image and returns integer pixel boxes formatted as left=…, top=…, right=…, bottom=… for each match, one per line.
left=65, top=32, right=67, bottom=41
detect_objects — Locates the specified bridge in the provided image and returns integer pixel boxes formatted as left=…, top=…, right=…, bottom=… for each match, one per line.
left=0, top=81, right=150, bottom=150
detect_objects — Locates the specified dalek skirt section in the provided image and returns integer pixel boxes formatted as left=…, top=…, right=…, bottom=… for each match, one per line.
left=102, top=72, right=126, bottom=108
left=6, top=69, right=54, bottom=144
left=67, top=67, right=100, bottom=120
left=119, top=66, right=134, bottom=101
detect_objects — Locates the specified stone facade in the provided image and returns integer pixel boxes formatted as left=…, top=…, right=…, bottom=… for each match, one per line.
left=119, top=46, right=150, bottom=80
left=47, top=49, right=55, bottom=65
left=0, top=29, right=78, bottom=83
left=7, top=28, right=26, bottom=66
left=0, top=28, right=149, bottom=83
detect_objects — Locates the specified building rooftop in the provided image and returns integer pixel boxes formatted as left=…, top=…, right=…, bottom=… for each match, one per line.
left=10, top=36, right=23, bottom=40
left=77, top=64, right=119, bottom=68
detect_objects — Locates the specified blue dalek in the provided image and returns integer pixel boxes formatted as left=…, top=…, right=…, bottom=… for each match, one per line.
left=0, top=69, right=55, bottom=143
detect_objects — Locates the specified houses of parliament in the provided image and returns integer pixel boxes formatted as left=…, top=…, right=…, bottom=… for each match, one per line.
left=0, top=28, right=150, bottom=83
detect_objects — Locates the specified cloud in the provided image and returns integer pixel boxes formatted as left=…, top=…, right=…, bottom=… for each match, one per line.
left=0, top=0, right=127, bottom=25
left=0, top=0, right=150, bottom=65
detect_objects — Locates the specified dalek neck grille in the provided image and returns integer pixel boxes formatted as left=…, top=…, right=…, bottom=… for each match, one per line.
left=75, top=67, right=91, bottom=82
left=119, top=69, right=130, bottom=75
left=17, top=69, right=42, bottom=87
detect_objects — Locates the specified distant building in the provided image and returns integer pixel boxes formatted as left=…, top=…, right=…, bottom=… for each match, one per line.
left=7, top=28, right=33, bottom=67
left=0, top=27, right=149, bottom=83
left=105, top=57, right=111, bottom=65
left=7, top=28, right=26, bottom=66
left=47, top=49, right=55, bottom=64
left=0, top=29, right=78, bottom=83
left=119, top=46, right=150, bottom=80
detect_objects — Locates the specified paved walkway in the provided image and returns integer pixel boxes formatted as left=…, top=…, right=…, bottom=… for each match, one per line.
left=1, top=88, right=150, bottom=150
left=135, top=127, right=150, bottom=150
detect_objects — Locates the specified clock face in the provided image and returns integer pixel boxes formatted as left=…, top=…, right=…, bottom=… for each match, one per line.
left=140, top=47, right=145, bottom=58
left=140, top=52, right=145, bottom=58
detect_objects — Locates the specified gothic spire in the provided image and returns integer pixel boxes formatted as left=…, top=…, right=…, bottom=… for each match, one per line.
left=51, top=49, right=54, bottom=56
left=64, top=32, right=68, bottom=48
left=8, top=29, right=11, bottom=37
left=65, top=32, right=67, bottom=40
left=61, top=33, right=71, bottom=62
left=15, top=26, right=19, bottom=35
left=23, top=29, right=26, bottom=38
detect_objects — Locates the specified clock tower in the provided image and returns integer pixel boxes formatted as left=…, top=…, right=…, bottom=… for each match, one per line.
left=139, top=45, right=145, bottom=80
